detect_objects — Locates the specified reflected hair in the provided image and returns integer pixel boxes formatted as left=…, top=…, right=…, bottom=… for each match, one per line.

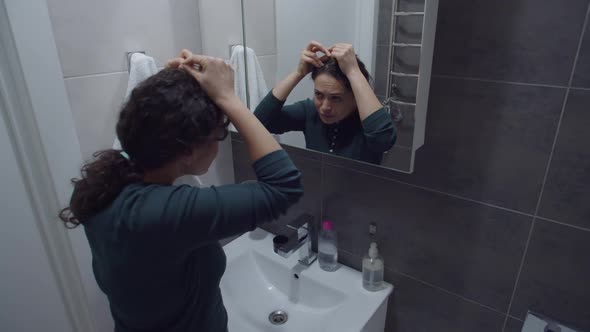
left=311, top=55, right=372, bottom=90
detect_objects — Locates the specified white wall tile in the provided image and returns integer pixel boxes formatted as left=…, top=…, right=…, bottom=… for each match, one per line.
left=47, top=0, right=202, bottom=77
left=257, top=54, right=277, bottom=88
left=198, top=0, right=243, bottom=59
left=243, top=0, right=276, bottom=56
left=200, top=138, right=235, bottom=186
left=64, top=72, right=127, bottom=160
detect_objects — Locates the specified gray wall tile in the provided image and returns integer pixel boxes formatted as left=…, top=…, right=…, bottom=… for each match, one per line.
left=394, top=77, right=564, bottom=213
left=375, top=45, right=390, bottom=96
left=433, top=0, right=589, bottom=85
left=538, top=89, right=590, bottom=229
left=504, top=318, right=524, bottom=332
left=322, top=163, right=532, bottom=312
left=338, top=250, right=506, bottom=332
left=510, top=219, right=590, bottom=331
left=384, top=268, right=505, bottom=332
left=380, top=146, right=413, bottom=171
left=572, top=13, right=590, bottom=88
left=377, top=0, right=393, bottom=45
left=397, top=0, right=424, bottom=12
left=394, top=15, right=423, bottom=45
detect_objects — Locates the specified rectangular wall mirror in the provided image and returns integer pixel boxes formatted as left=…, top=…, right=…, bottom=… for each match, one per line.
left=237, top=0, right=439, bottom=173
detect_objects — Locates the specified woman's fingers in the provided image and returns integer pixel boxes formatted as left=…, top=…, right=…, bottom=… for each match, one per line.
left=181, top=54, right=212, bottom=71
left=307, top=40, right=331, bottom=56
left=180, top=55, right=235, bottom=104
left=165, top=58, right=183, bottom=69
left=180, top=62, right=202, bottom=81
left=303, top=50, right=324, bottom=67
left=327, top=43, right=358, bottom=75
left=302, top=55, right=322, bottom=68
left=178, top=49, right=193, bottom=60
left=166, top=49, right=196, bottom=69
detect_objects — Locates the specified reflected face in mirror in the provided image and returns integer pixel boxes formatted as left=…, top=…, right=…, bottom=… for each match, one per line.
left=313, top=73, right=357, bottom=125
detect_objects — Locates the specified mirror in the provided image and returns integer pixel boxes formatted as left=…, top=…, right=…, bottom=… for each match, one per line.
left=240, top=0, right=439, bottom=173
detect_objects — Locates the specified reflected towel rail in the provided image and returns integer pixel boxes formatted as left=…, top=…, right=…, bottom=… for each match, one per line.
left=394, top=12, right=425, bottom=16
left=126, top=51, right=145, bottom=73
left=391, top=71, right=419, bottom=78
left=392, top=42, right=422, bottom=47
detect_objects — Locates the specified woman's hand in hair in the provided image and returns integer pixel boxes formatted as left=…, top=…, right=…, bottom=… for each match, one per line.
left=165, top=49, right=194, bottom=69
left=181, top=55, right=237, bottom=106
left=296, top=41, right=331, bottom=78
left=329, top=43, right=360, bottom=77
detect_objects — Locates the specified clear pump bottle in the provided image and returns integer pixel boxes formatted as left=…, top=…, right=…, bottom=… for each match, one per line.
left=362, top=242, right=384, bottom=291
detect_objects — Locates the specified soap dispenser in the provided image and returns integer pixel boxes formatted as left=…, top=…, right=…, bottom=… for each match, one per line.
left=362, top=242, right=384, bottom=291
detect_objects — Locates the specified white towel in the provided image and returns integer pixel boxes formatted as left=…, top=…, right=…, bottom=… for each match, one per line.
left=113, top=53, right=158, bottom=150
left=229, top=45, right=269, bottom=110
left=125, top=53, right=158, bottom=101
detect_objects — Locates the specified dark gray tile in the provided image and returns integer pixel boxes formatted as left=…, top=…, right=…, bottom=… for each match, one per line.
left=538, top=89, right=590, bottom=229
left=393, top=47, right=421, bottom=75
left=510, top=219, right=590, bottom=331
left=503, top=318, right=524, bottom=332
left=391, top=77, right=565, bottom=213
left=322, top=163, right=532, bottom=312
left=573, top=14, right=590, bottom=88
left=338, top=248, right=362, bottom=271
left=339, top=250, right=506, bottom=332
left=397, top=0, right=424, bottom=12
left=433, top=0, right=589, bottom=85
left=391, top=103, right=415, bottom=149
left=394, top=15, right=423, bottom=45
left=391, top=75, right=418, bottom=102
left=231, top=139, right=323, bottom=243
left=230, top=131, right=241, bottom=141
left=375, top=45, right=390, bottom=96
left=377, top=0, right=393, bottom=45
left=384, top=268, right=506, bottom=332
left=392, top=47, right=421, bottom=74
left=380, top=145, right=412, bottom=172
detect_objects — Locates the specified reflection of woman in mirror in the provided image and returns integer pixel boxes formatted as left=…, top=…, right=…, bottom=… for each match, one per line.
left=254, top=41, right=396, bottom=164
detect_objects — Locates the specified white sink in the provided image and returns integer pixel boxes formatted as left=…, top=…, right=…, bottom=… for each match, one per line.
left=221, top=228, right=393, bottom=332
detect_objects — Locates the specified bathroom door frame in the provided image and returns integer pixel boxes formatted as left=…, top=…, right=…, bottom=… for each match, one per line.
left=0, top=0, right=95, bottom=331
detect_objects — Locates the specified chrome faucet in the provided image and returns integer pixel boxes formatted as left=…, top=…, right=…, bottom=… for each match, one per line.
left=272, top=214, right=317, bottom=266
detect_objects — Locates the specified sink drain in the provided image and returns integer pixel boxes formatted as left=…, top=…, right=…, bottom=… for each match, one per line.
left=268, top=310, right=288, bottom=325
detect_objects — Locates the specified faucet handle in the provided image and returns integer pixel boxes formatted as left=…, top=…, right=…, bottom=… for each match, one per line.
left=286, top=213, right=314, bottom=242
left=286, top=213, right=314, bottom=229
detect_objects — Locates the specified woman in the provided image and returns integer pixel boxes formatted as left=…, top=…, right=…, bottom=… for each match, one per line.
left=254, top=41, right=396, bottom=164
left=59, top=50, right=303, bottom=332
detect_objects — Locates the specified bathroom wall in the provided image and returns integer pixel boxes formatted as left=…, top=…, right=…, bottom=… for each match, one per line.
left=232, top=0, right=590, bottom=331
left=0, top=113, right=74, bottom=332
left=47, top=0, right=202, bottom=160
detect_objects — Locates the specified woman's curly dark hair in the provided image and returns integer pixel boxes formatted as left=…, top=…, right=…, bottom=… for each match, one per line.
left=311, top=55, right=372, bottom=90
left=59, top=68, right=228, bottom=227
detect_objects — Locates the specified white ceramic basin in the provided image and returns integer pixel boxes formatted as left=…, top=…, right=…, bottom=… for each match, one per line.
left=221, top=228, right=393, bottom=332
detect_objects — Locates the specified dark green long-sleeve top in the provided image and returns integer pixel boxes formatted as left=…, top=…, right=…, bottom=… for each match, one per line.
left=83, top=150, right=303, bottom=332
left=254, top=91, right=396, bottom=164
